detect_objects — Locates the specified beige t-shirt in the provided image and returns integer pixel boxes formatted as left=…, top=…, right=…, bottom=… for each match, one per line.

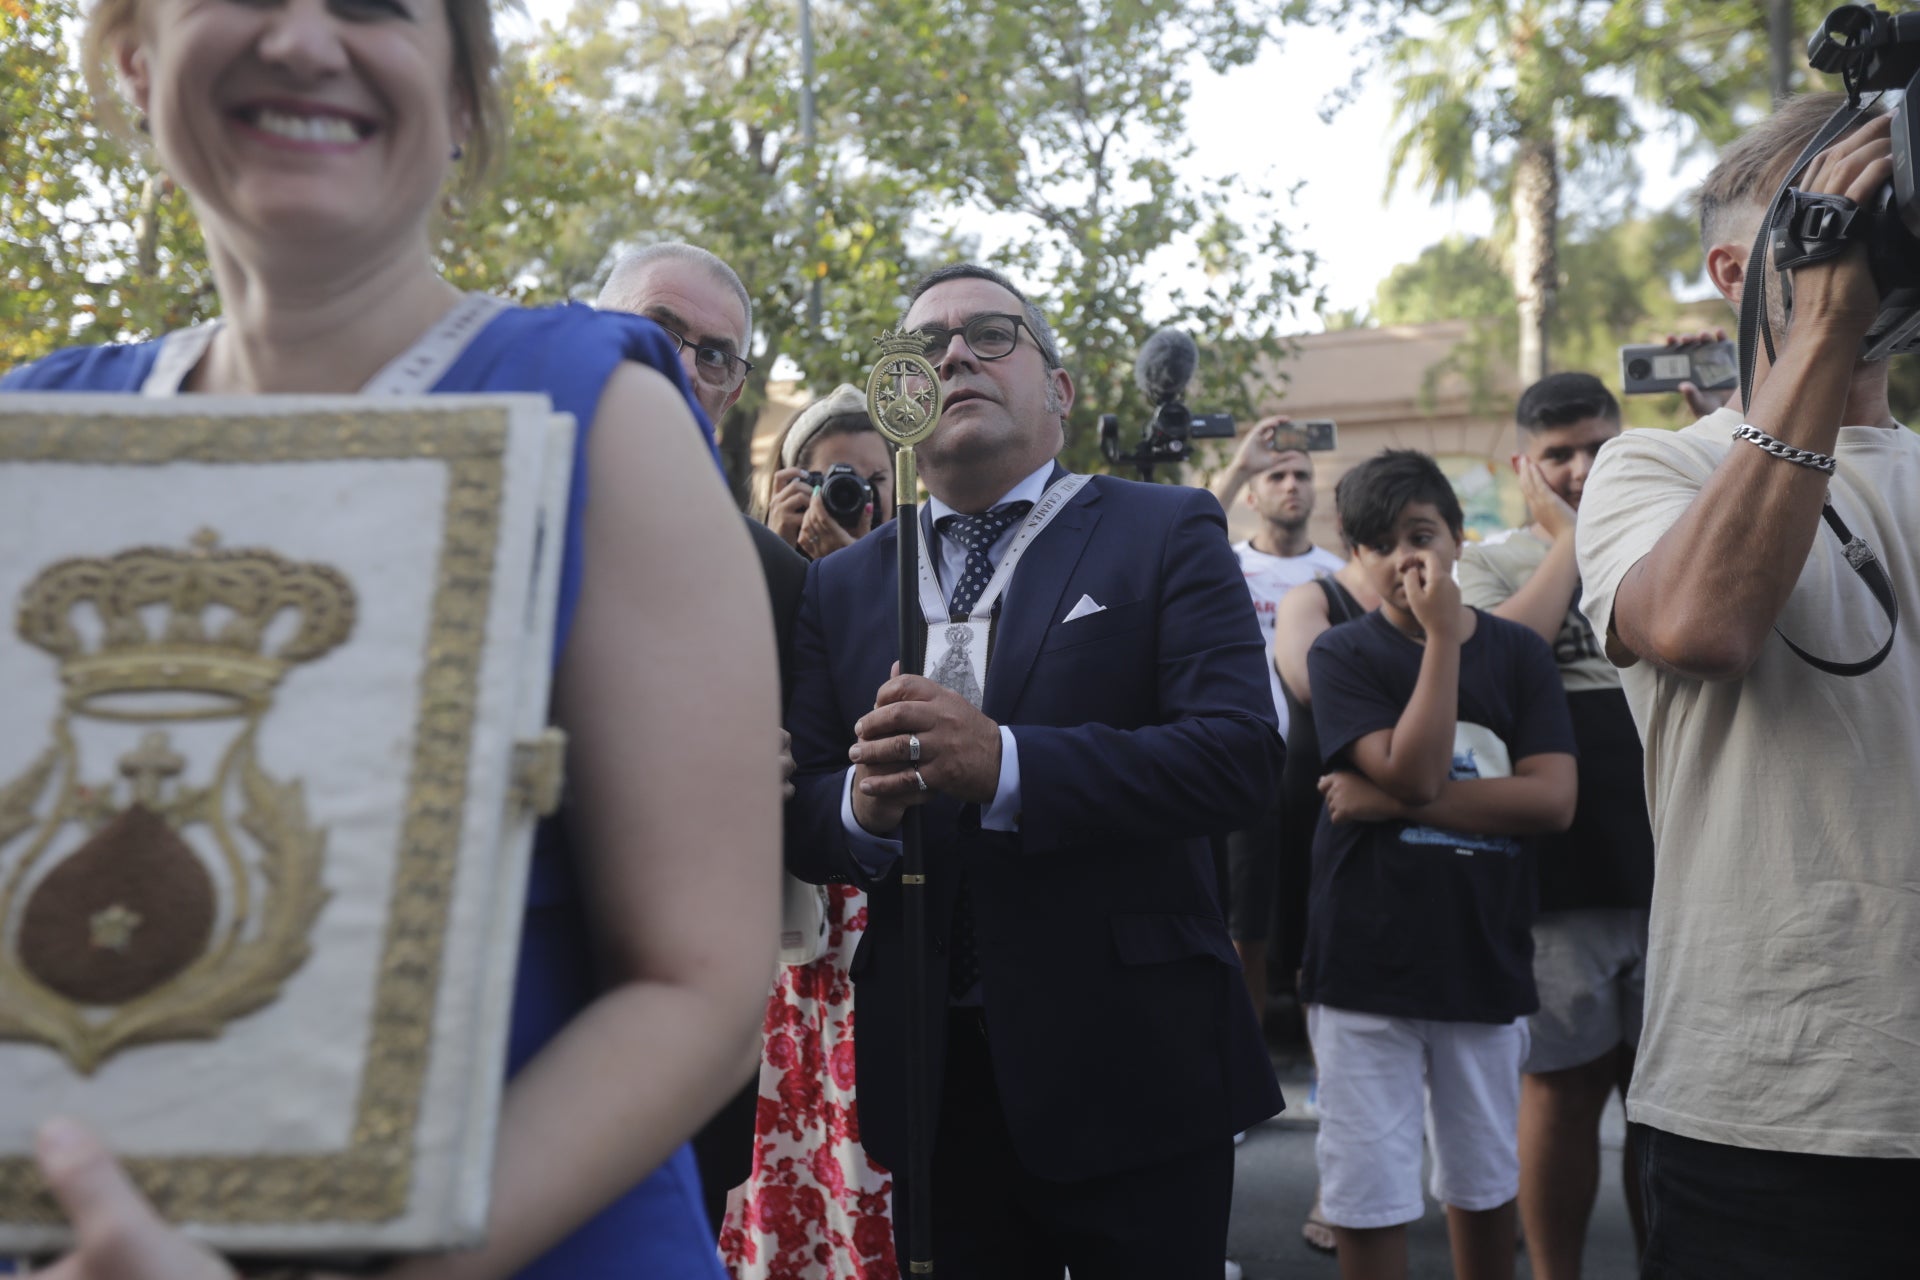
left=1460, top=530, right=1617, bottom=692
left=1578, top=406, right=1920, bottom=1157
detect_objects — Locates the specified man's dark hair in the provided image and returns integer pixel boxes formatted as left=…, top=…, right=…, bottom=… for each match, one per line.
left=1335, top=449, right=1465, bottom=549
left=907, top=263, right=1063, bottom=369
left=1514, top=372, right=1620, bottom=435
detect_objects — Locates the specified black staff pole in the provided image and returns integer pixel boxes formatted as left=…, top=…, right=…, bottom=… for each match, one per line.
left=865, top=331, right=944, bottom=1276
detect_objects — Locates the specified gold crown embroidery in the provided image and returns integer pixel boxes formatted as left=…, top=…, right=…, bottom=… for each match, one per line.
left=0, top=531, right=351, bottom=1073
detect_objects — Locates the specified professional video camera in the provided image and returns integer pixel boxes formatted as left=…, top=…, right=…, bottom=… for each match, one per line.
left=801, top=462, right=877, bottom=531
left=1745, top=4, right=1920, bottom=372
left=1099, top=329, right=1236, bottom=480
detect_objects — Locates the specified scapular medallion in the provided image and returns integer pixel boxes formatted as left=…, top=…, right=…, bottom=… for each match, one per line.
left=0, top=531, right=353, bottom=1074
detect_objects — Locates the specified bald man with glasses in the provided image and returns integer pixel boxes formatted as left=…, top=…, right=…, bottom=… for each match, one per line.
left=598, top=244, right=757, bottom=427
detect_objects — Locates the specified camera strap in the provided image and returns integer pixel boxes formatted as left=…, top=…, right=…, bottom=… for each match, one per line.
left=1771, top=190, right=1866, bottom=271
left=1734, top=95, right=1900, bottom=678
left=1776, top=500, right=1900, bottom=677
left=1736, top=99, right=1872, bottom=408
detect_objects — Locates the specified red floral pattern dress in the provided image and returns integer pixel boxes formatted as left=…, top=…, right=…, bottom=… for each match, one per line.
left=720, top=885, right=898, bottom=1279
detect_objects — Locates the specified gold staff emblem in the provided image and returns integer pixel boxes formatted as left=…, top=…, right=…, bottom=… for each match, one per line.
left=0, top=531, right=350, bottom=1073
left=865, top=329, right=945, bottom=449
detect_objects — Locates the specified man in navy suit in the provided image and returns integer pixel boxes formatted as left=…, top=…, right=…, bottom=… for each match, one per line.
left=784, top=263, right=1284, bottom=1278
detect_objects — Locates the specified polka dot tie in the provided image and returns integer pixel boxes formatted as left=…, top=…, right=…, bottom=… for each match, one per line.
left=931, top=500, right=1030, bottom=1000
left=936, top=501, right=1034, bottom=619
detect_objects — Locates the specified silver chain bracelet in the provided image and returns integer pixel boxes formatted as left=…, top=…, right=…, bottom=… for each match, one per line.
left=1733, top=423, right=1837, bottom=474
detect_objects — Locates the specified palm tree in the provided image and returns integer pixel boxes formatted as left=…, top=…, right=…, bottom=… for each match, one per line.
left=1381, top=0, right=1741, bottom=382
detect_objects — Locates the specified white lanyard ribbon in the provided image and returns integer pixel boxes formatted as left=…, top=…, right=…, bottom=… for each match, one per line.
left=915, top=473, right=1088, bottom=706
left=139, top=294, right=507, bottom=397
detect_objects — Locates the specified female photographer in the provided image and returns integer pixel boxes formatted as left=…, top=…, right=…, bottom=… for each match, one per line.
left=756, top=384, right=897, bottom=560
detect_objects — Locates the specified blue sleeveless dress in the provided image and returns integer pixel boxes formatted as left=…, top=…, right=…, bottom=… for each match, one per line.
left=2, top=303, right=733, bottom=1279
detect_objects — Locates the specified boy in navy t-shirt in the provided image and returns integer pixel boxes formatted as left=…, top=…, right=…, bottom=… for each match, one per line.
left=1302, top=450, right=1576, bottom=1280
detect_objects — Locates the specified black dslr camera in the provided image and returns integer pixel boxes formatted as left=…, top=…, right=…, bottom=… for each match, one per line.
left=1099, top=328, right=1236, bottom=480
left=1771, top=5, right=1920, bottom=359
left=801, top=462, right=876, bottom=531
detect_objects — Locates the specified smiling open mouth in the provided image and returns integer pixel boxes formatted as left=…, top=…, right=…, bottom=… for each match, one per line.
left=233, top=107, right=375, bottom=144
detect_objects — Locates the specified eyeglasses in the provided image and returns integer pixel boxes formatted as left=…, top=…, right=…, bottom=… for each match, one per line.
left=659, top=326, right=755, bottom=391
left=911, top=312, right=1038, bottom=363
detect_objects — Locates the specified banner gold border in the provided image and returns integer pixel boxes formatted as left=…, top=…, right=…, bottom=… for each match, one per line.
left=0, top=407, right=509, bottom=1224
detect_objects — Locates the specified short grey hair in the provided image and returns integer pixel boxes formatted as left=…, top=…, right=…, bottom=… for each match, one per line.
left=907, top=263, right=1063, bottom=369
left=598, top=243, right=754, bottom=347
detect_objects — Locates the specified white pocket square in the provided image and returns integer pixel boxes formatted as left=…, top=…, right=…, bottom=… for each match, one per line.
left=1063, top=594, right=1107, bottom=623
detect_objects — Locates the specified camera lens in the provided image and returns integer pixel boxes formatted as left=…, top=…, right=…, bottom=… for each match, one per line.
left=1626, top=358, right=1652, bottom=380
left=820, top=470, right=870, bottom=528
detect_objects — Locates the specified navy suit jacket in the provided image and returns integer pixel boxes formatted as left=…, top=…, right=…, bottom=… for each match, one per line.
left=785, top=472, right=1285, bottom=1182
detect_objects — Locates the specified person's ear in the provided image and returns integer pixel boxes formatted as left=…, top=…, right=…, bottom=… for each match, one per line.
left=1706, top=242, right=1748, bottom=310
left=1048, top=366, right=1075, bottom=419
left=723, top=383, right=745, bottom=415
left=116, top=38, right=151, bottom=118
left=1509, top=451, right=1525, bottom=475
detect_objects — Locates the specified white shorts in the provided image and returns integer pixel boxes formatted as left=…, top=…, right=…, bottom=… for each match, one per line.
left=1524, top=907, right=1649, bottom=1075
left=1307, top=1004, right=1528, bottom=1229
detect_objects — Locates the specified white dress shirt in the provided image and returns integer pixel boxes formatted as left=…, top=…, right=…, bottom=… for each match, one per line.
left=839, top=461, right=1056, bottom=865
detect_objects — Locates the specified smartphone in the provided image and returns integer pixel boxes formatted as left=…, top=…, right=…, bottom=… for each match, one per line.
left=1619, top=340, right=1738, bottom=395
left=1272, top=420, right=1337, bottom=452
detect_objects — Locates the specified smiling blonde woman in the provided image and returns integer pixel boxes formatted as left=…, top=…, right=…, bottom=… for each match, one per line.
left=2, top=0, right=780, bottom=1276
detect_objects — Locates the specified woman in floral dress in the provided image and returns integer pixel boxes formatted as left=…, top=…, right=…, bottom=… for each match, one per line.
left=721, top=394, right=898, bottom=1280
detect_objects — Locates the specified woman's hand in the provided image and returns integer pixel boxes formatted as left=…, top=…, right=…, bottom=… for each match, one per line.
left=766, top=467, right=814, bottom=550
left=796, top=490, right=871, bottom=560
left=31, top=1118, right=238, bottom=1280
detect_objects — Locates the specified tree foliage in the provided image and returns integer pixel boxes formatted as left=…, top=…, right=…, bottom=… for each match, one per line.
left=2, top=0, right=1318, bottom=501
left=510, top=0, right=1318, bottom=482
left=1, top=0, right=213, bottom=367
left=1366, top=210, right=1725, bottom=428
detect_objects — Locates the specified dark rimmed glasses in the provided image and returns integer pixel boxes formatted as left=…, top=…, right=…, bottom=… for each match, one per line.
left=659, top=327, right=756, bottom=392
left=911, top=312, right=1038, bottom=363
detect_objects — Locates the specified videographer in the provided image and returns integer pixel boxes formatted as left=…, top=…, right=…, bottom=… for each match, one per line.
left=1577, top=94, right=1920, bottom=1276
left=757, top=384, right=896, bottom=560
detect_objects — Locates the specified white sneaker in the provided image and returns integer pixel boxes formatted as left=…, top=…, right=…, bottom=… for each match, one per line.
left=1223, top=1261, right=1245, bottom=1280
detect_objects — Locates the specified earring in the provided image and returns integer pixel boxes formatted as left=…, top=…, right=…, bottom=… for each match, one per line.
left=450, top=144, right=464, bottom=160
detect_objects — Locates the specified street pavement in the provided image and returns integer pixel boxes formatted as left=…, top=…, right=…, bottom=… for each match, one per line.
left=1227, top=1030, right=1642, bottom=1280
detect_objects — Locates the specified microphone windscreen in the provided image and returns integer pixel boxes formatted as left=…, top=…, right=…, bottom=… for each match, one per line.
left=1134, top=328, right=1198, bottom=404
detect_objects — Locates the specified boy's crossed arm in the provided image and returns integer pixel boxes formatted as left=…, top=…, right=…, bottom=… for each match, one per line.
left=1321, top=756, right=1575, bottom=836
